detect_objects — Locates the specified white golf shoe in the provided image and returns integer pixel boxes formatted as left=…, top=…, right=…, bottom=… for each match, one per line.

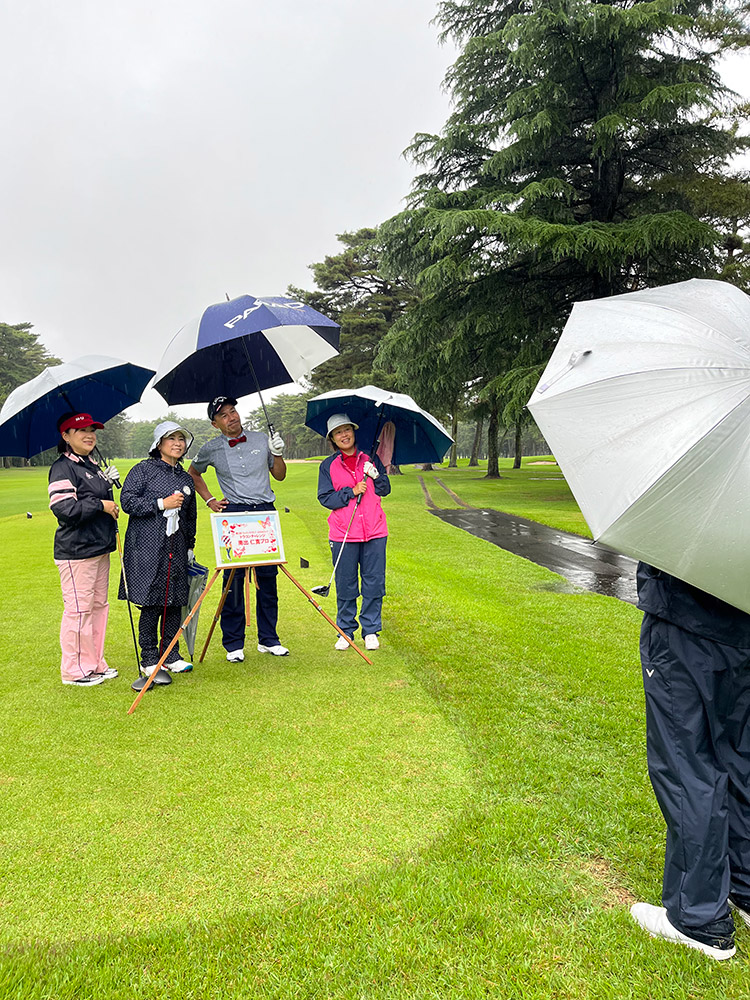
left=62, top=673, right=105, bottom=687
left=226, top=649, right=245, bottom=663
left=334, top=635, right=351, bottom=650
left=257, top=644, right=289, bottom=656
left=630, top=903, right=735, bottom=960
left=364, top=634, right=380, bottom=650
left=167, top=659, right=193, bottom=673
left=729, top=895, right=750, bottom=929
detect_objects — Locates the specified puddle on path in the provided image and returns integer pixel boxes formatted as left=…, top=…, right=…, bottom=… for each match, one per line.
left=431, top=508, right=637, bottom=604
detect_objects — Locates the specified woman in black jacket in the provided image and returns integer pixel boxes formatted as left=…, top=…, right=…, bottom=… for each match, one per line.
left=119, top=421, right=197, bottom=675
left=47, top=412, right=120, bottom=687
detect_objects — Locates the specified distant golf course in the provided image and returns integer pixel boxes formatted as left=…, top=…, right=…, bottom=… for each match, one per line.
left=1, top=458, right=745, bottom=997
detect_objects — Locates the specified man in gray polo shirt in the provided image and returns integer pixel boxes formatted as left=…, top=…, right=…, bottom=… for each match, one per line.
left=188, top=396, right=289, bottom=661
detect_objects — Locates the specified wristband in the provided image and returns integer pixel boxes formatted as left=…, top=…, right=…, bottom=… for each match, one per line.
left=205, top=496, right=216, bottom=507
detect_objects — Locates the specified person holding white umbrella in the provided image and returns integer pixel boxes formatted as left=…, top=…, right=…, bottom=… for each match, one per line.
left=629, top=564, right=750, bottom=960
left=527, top=278, right=750, bottom=961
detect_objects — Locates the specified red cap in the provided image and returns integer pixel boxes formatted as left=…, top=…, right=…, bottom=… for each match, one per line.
left=59, top=413, right=104, bottom=433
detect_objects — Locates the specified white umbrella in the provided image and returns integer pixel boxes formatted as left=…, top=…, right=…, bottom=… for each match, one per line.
left=527, top=278, right=750, bottom=612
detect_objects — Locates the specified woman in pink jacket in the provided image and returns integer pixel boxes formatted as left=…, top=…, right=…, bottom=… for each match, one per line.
left=317, top=413, right=391, bottom=651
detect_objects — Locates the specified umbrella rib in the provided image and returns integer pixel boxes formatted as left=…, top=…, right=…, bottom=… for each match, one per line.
left=538, top=365, right=750, bottom=403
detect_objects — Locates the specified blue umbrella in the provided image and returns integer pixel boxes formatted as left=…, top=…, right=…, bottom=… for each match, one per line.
left=0, top=354, right=155, bottom=458
left=305, top=385, right=453, bottom=465
left=153, top=294, right=340, bottom=426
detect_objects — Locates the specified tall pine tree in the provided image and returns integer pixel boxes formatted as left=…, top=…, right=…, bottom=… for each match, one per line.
left=381, top=0, right=750, bottom=468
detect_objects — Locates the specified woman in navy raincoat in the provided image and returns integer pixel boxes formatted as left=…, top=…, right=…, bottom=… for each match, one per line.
left=119, top=421, right=197, bottom=674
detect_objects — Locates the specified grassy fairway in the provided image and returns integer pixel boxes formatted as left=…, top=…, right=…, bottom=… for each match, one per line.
left=1, top=459, right=746, bottom=996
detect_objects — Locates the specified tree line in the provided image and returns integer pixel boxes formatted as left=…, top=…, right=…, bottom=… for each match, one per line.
left=4, top=2, right=750, bottom=473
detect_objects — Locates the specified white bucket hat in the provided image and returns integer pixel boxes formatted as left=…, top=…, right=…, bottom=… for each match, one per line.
left=326, top=412, right=359, bottom=437
left=150, top=420, right=194, bottom=455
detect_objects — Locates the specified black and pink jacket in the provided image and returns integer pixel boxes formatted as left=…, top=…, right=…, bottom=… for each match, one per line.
left=48, top=452, right=116, bottom=560
left=317, top=450, right=390, bottom=542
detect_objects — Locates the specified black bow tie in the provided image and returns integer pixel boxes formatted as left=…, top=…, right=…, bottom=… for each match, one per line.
left=228, top=435, right=247, bottom=448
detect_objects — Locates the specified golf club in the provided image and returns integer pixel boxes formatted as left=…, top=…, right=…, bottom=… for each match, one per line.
left=119, top=525, right=172, bottom=693
left=311, top=492, right=363, bottom=598
left=311, top=412, right=386, bottom=598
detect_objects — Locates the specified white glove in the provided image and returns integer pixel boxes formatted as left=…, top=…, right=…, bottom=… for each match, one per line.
left=362, top=460, right=379, bottom=480
left=163, top=508, right=180, bottom=537
left=187, top=549, right=195, bottom=564
left=102, top=465, right=120, bottom=484
left=269, top=431, right=285, bottom=456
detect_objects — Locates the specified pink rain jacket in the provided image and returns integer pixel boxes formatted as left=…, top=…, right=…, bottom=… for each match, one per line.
left=317, top=450, right=390, bottom=542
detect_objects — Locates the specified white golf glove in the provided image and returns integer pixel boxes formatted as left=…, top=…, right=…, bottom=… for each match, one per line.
left=187, top=549, right=195, bottom=565
left=362, top=460, right=379, bottom=480
left=269, top=431, right=285, bottom=456
left=102, top=464, right=120, bottom=484
left=163, top=508, right=180, bottom=536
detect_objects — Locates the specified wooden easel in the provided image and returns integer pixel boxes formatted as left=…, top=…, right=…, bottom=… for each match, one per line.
left=127, top=561, right=372, bottom=715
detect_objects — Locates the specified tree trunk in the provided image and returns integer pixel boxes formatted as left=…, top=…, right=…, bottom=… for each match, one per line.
left=448, top=408, right=458, bottom=467
left=513, top=421, right=523, bottom=469
left=485, top=403, right=501, bottom=479
left=468, top=417, right=483, bottom=467
left=389, top=464, right=403, bottom=475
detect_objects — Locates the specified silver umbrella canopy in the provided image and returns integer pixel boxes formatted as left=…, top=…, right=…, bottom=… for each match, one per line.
left=528, top=278, right=750, bottom=612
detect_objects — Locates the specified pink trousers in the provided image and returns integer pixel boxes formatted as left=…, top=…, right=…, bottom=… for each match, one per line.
left=55, top=554, right=111, bottom=682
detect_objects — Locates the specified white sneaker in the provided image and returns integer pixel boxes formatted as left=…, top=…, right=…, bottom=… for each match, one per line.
left=63, top=673, right=105, bottom=687
left=226, top=649, right=245, bottom=663
left=630, top=903, right=735, bottom=960
left=167, top=659, right=193, bottom=673
left=257, top=644, right=289, bottom=656
left=102, top=667, right=118, bottom=680
left=334, top=635, right=351, bottom=650
left=364, top=634, right=380, bottom=650
left=729, top=895, right=750, bottom=929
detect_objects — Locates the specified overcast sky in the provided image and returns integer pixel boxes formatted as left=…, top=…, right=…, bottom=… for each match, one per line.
left=1, top=3, right=747, bottom=424
left=0, top=0, right=457, bottom=420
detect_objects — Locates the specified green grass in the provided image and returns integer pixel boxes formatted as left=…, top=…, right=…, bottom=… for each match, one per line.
left=1, top=460, right=747, bottom=997
left=416, top=455, right=592, bottom=536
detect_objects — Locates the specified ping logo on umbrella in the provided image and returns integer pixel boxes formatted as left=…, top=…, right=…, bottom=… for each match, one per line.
left=224, top=298, right=305, bottom=329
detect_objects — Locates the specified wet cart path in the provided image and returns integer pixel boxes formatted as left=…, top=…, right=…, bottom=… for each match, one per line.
left=421, top=477, right=637, bottom=604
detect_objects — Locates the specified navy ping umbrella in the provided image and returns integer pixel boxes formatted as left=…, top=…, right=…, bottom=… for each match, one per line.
left=305, top=385, right=453, bottom=465
left=153, top=294, right=340, bottom=427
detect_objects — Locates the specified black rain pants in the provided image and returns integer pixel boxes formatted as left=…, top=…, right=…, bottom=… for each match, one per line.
left=640, top=613, right=750, bottom=944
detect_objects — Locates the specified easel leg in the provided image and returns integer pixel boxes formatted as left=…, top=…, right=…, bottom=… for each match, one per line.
left=199, top=568, right=236, bottom=663
left=279, top=565, right=373, bottom=666
left=245, top=567, right=252, bottom=627
left=128, top=570, right=222, bottom=715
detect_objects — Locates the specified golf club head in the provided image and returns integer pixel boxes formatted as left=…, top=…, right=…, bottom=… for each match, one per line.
left=311, top=584, right=331, bottom=597
left=131, top=669, right=173, bottom=691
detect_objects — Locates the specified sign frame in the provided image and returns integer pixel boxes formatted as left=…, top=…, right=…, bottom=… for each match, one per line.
left=209, top=510, right=286, bottom=569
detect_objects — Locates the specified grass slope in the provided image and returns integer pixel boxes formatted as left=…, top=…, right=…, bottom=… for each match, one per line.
left=1, top=459, right=747, bottom=997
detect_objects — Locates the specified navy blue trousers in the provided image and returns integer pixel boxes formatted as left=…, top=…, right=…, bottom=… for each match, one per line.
left=640, top=614, right=750, bottom=943
left=330, top=535, right=386, bottom=637
left=220, top=502, right=280, bottom=652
